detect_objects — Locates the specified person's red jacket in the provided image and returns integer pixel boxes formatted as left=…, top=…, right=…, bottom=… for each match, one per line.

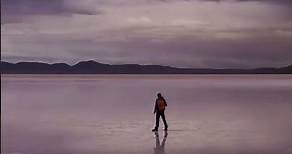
left=153, top=97, right=167, bottom=113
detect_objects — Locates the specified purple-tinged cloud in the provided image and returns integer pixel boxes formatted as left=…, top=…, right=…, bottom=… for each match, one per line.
left=1, top=0, right=292, bottom=68
left=1, top=0, right=101, bottom=24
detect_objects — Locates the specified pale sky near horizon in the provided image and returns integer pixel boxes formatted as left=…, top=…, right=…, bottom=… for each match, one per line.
left=1, top=0, right=292, bottom=68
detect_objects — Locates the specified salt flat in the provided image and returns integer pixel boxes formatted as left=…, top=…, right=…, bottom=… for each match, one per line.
left=1, top=75, right=292, bottom=154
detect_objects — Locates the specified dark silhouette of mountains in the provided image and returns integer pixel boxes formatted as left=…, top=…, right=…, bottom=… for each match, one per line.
left=1, top=60, right=292, bottom=74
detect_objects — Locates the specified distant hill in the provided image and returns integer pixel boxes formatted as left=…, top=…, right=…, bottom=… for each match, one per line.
left=1, top=61, right=292, bottom=74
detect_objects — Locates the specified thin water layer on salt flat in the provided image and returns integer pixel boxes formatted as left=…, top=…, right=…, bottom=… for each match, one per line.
left=1, top=75, right=292, bottom=154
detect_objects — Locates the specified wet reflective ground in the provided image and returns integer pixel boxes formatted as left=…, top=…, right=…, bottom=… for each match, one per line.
left=2, top=75, right=292, bottom=154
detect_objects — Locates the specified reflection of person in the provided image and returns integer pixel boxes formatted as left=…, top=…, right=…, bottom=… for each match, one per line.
left=154, top=131, right=168, bottom=154
left=152, top=93, right=168, bottom=132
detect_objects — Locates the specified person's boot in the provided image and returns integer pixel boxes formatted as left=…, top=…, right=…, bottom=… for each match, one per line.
left=164, top=126, right=168, bottom=131
left=152, top=128, right=158, bottom=132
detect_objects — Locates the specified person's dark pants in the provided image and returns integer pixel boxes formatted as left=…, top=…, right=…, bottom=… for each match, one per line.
left=155, top=111, right=168, bottom=129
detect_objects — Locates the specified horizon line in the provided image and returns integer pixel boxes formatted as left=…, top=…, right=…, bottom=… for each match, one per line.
left=1, top=60, right=291, bottom=70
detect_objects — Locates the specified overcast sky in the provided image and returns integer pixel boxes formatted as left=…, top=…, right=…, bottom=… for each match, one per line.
left=1, top=0, right=292, bottom=68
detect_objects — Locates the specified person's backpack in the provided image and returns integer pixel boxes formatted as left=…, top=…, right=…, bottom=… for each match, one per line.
left=157, top=99, right=166, bottom=111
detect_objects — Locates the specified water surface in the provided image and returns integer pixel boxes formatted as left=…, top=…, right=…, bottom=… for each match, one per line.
left=2, top=75, right=292, bottom=154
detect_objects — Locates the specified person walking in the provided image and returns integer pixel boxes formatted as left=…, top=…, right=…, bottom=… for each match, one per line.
left=152, top=93, right=168, bottom=131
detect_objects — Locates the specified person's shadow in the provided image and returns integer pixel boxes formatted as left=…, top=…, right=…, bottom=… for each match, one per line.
left=153, top=131, right=168, bottom=154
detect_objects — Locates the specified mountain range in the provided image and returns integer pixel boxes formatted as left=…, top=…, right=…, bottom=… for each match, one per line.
left=1, top=61, right=292, bottom=74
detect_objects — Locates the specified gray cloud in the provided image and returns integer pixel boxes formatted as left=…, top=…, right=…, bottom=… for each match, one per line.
left=1, top=0, right=101, bottom=24
left=157, top=0, right=292, bottom=5
left=237, top=0, right=292, bottom=3
left=1, top=0, right=292, bottom=68
left=202, top=0, right=292, bottom=3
